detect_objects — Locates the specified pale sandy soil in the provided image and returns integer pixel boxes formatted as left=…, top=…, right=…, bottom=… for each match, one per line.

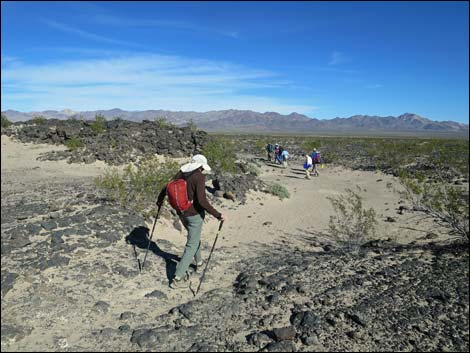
left=1, top=135, right=450, bottom=351
left=2, top=134, right=442, bottom=250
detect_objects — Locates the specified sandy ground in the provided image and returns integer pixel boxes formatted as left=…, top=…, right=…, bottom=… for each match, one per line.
left=1, top=135, right=450, bottom=351
left=1, top=133, right=446, bottom=259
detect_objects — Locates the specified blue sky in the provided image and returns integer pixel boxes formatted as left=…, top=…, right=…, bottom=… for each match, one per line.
left=1, top=1, right=469, bottom=123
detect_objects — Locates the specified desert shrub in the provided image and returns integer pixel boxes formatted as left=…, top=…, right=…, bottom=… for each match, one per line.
left=255, top=139, right=269, bottom=154
left=226, top=134, right=468, bottom=179
left=324, top=151, right=339, bottom=164
left=186, top=119, right=198, bottom=133
left=95, top=156, right=179, bottom=213
left=398, top=171, right=469, bottom=240
left=202, top=137, right=237, bottom=173
left=95, top=168, right=126, bottom=204
left=1, top=114, right=12, bottom=128
left=245, top=162, right=261, bottom=176
left=154, top=117, right=175, bottom=129
left=68, top=114, right=85, bottom=121
left=301, top=138, right=322, bottom=153
left=90, top=114, right=107, bottom=134
left=32, top=115, right=47, bottom=125
left=65, top=137, right=84, bottom=151
left=264, top=183, right=290, bottom=200
left=328, top=187, right=378, bottom=254
left=109, top=138, right=118, bottom=148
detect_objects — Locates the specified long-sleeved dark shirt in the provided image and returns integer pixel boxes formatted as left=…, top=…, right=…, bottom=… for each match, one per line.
left=157, top=168, right=222, bottom=220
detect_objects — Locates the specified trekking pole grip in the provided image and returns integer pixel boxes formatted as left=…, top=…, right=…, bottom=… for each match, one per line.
left=218, top=220, right=224, bottom=231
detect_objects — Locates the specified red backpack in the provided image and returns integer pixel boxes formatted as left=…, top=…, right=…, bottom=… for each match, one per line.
left=166, top=178, right=193, bottom=213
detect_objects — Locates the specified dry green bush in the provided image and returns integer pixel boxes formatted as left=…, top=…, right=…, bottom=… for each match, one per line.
left=255, top=139, right=269, bottom=154
left=154, top=117, right=176, bottom=129
left=328, top=187, right=378, bottom=254
left=31, top=115, right=47, bottom=125
left=65, top=137, right=84, bottom=151
left=301, top=138, right=322, bottom=153
left=90, top=114, right=107, bottom=134
left=95, top=156, right=179, bottom=213
left=245, top=162, right=261, bottom=176
left=186, top=119, right=198, bottom=133
left=398, top=171, right=469, bottom=240
left=1, top=114, right=12, bottom=129
left=202, top=137, right=237, bottom=174
left=264, top=183, right=290, bottom=200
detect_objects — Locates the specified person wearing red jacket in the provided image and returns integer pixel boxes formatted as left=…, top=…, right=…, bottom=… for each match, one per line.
left=157, top=154, right=225, bottom=289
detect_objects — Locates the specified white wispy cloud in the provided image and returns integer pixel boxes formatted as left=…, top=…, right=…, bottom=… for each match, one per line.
left=328, top=51, right=348, bottom=66
left=1, top=53, right=316, bottom=114
left=1, top=55, right=19, bottom=68
left=41, top=19, right=147, bottom=48
left=92, top=14, right=240, bottom=39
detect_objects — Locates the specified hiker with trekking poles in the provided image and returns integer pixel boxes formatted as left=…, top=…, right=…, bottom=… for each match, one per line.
left=156, top=154, right=225, bottom=290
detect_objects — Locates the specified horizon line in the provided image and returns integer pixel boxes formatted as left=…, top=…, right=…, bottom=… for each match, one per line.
left=2, top=107, right=468, bottom=125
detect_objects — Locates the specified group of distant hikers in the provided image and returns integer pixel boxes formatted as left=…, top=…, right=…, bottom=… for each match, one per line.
left=304, top=148, right=323, bottom=179
left=265, top=143, right=290, bottom=168
left=266, top=142, right=322, bottom=179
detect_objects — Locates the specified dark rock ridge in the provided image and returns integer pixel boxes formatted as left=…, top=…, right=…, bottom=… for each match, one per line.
left=127, top=240, right=469, bottom=352
left=2, top=117, right=267, bottom=205
left=3, top=109, right=468, bottom=134
left=2, top=117, right=268, bottom=217
left=1, top=181, right=146, bottom=274
left=211, top=168, right=265, bottom=204
left=1, top=171, right=469, bottom=351
left=2, top=118, right=208, bottom=165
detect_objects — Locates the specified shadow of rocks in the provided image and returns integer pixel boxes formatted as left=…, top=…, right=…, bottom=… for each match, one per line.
left=362, top=237, right=469, bottom=257
left=284, top=175, right=305, bottom=180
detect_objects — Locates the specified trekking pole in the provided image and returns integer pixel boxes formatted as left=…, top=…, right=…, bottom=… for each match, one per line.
left=132, top=244, right=141, bottom=272
left=195, top=220, right=224, bottom=296
left=141, top=204, right=162, bottom=272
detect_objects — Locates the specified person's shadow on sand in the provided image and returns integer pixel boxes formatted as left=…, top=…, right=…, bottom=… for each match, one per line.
left=125, top=226, right=180, bottom=281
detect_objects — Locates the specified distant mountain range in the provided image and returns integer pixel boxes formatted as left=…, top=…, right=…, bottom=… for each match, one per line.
left=2, top=108, right=468, bottom=135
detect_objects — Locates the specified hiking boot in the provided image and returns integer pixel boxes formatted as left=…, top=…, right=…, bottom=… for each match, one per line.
left=169, top=276, right=185, bottom=289
left=195, top=260, right=204, bottom=274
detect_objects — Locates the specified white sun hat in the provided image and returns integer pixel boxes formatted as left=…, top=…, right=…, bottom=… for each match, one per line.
left=180, top=154, right=212, bottom=173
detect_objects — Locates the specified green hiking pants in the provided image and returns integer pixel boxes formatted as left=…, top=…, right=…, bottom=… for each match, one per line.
left=175, top=213, right=204, bottom=279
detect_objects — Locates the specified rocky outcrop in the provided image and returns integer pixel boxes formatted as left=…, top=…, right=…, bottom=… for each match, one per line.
left=2, top=119, right=208, bottom=165
left=210, top=172, right=264, bottom=204
left=124, top=240, right=469, bottom=352
left=1, top=182, right=146, bottom=272
left=1, top=171, right=468, bottom=351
